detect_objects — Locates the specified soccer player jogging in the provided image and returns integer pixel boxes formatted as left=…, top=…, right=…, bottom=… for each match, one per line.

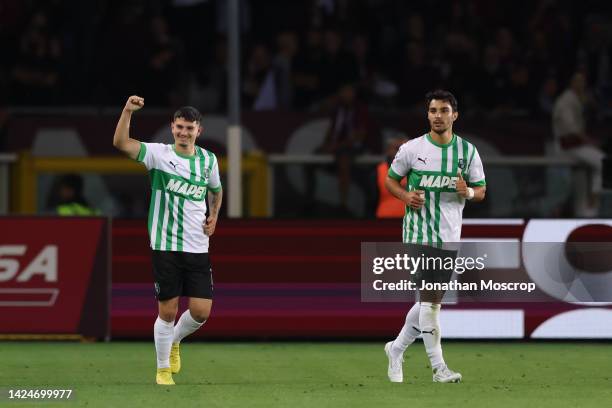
left=113, top=96, right=222, bottom=385
left=383, top=90, right=486, bottom=383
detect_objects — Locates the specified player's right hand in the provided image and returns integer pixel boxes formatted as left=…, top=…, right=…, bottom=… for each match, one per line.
left=403, top=190, right=425, bottom=209
left=124, top=95, right=144, bottom=112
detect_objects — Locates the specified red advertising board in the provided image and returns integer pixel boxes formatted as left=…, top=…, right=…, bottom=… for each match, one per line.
left=2, top=217, right=609, bottom=339
left=0, top=217, right=110, bottom=338
left=111, top=219, right=612, bottom=339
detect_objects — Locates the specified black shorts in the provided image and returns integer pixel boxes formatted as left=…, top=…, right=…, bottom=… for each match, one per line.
left=407, top=244, right=457, bottom=288
left=152, top=250, right=213, bottom=301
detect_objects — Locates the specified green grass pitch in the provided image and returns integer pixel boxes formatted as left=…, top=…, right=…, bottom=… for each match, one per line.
left=2, top=342, right=611, bottom=407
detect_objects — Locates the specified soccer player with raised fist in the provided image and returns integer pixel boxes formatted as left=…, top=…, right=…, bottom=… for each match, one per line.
left=383, top=90, right=486, bottom=383
left=113, top=96, right=223, bottom=385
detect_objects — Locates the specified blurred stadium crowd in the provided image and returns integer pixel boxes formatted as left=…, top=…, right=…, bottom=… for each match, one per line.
left=1, top=0, right=611, bottom=117
left=2, top=0, right=612, bottom=219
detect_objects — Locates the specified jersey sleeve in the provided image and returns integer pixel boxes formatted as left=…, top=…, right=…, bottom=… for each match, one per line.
left=388, top=142, right=412, bottom=181
left=467, top=147, right=486, bottom=186
left=208, top=154, right=222, bottom=192
left=136, top=142, right=163, bottom=170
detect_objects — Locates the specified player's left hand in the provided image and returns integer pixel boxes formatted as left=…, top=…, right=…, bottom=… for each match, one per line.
left=204, top=215, right=217, bottom=236
left=456, top=170, right=468, bottom=198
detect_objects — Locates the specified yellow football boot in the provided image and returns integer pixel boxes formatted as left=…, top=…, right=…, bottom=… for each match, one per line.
left=156, top=368, right=175, bottom=385
left=170, top=342, right=181, bottom=374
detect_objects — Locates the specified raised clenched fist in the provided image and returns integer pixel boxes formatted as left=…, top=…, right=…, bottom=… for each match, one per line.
left=124, top=95, right=144, bottom=112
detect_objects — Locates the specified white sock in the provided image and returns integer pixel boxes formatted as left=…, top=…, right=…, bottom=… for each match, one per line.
left=419, top=302, right=445, bottom=371
left=391, top=303, right=421, bottom=356
left=173, top=310, right=205, bottom=344
left=154, top=316, right=174, bottom=369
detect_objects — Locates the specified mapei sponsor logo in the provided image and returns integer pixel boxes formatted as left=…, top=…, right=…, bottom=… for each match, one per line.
left=166, top=179, right=205, bottom=199
left=419, top=175, right=458, bottom=189
left=0, top=245, right=59, bottom=307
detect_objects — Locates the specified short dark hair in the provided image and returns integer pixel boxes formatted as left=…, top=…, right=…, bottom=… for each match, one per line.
left=173, top=106, right=202, bottom=123
left=425, top=90, right=458, bottom=112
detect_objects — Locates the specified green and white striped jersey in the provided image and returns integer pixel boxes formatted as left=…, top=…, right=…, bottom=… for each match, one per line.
left=388, top=133, right=485, bottom=244
left=137, top=142, right=222, bottom=253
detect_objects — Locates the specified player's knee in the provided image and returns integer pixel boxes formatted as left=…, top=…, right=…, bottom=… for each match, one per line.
left=191, top=310, right=209, bottom=322
left=159, top=309, right=177, bottom=322
left=158, top=299, right=179, bottom=321
left=190, top=307, right=210, bottom=323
